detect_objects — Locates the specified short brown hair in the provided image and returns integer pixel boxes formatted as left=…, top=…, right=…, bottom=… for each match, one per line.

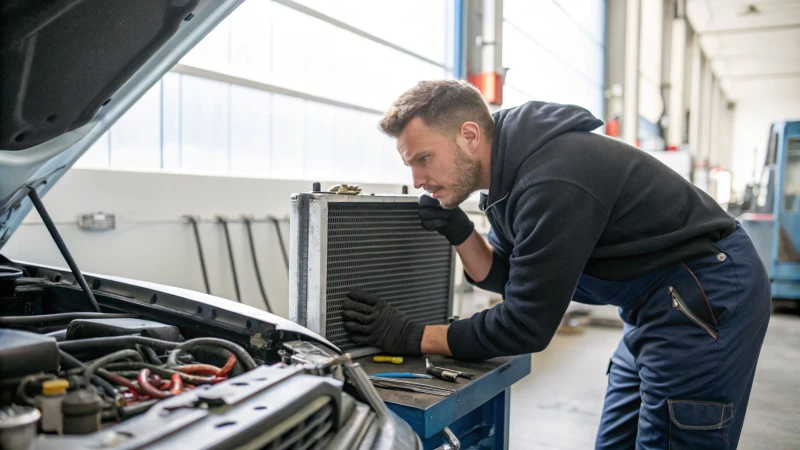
left=378, top=80, right=495, bottom=140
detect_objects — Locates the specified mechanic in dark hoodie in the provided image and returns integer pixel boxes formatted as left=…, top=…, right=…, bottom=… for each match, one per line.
left=341, top=80, right=771, bottom=448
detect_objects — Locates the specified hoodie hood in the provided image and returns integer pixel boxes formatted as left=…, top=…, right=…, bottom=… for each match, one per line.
left=484, top=101, right=604, bottom=209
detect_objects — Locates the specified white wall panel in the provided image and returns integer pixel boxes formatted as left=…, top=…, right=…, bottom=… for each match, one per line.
left=294, top=0, right=449, bottom=65
left=230, top=85, right=271, bottom=175
left=78, top=131, right=110, bottom=168
left=304, top=102, right=337, bottom=182
left=109, top=82, right=161, bottom=170
left=502, top=0, right=605, bottom=118
left=270, top=94, right=307, bottom=179
left=161, top=72, right=182, bottom=170
left=180, top=77, right=230, bottom=173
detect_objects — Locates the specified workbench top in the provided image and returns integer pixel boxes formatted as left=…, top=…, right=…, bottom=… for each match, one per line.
left=356, top=354, right=531, bottom=440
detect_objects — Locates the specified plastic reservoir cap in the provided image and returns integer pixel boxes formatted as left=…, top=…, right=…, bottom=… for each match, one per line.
left=42, top=379, right=69, bottom=395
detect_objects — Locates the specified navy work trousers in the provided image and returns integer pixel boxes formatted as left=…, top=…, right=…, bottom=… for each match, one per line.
left=575, top=224, right=772, bottom=449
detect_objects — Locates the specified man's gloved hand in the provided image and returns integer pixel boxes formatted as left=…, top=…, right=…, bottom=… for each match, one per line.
left=418, top=194, right=474, bottom=246
left=341, top=289, right=425, bottom=356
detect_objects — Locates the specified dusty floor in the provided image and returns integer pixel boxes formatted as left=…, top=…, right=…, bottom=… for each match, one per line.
left=458, top=293, right=800, bottom=449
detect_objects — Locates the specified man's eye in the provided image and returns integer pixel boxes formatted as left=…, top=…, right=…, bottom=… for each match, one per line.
left=419, top=155, right=429, bottom=163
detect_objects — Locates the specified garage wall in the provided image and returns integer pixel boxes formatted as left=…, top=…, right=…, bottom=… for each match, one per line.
left=501, top=0, right=605, bottom=119
left=3, top=169, right=413, bottom=318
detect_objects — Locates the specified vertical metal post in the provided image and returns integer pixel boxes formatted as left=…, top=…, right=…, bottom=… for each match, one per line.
left=688, top=35, right=703, bottom=157
left=622, top=0, right=641, bottom=145
left=667, top=5, right=688, bottom=147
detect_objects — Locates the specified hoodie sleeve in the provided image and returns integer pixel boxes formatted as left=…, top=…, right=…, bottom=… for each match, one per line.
left=463, top=228, right=512, bottom=295
left=447, top=180, right=610, bottom=360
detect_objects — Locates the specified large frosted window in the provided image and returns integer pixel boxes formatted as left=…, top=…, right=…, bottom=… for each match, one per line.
left=501, top=0, right=605, bottom=119
left=78, top=0, right=453, bottom=185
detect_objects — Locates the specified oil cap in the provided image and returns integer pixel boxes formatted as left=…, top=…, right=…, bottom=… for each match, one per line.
left=62, top=389, right=102, bottom=435
left=41, top=379, right=69, bottom=395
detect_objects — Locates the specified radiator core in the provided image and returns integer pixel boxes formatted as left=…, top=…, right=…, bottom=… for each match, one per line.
left=289, top=193, right=454, bottom=356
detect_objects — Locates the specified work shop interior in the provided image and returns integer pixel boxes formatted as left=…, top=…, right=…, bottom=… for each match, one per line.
left=1, top=1, right=798, bottom=449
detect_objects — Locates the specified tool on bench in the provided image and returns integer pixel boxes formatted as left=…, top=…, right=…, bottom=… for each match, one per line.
left=426, top=358, right=475, bottom=382
left=369, top=377, right=456, bottom=397
left=372, top=372, right=434, bottom=379
left=373, top=356, right=404, bottom=365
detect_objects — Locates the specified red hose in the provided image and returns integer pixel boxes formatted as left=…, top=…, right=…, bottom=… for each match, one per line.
left=170, top=374, right=184, bottom=395
left=137, top=369, right=171, bottom=399
left=218, top=354, right=237, bottom=377
left=107, top=372, right=145, bottom=395
left=176, top=364, right=221, bottom=376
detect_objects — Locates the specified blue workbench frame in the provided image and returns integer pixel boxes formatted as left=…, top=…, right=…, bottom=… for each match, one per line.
left=382, top=355, right=530, bottom=450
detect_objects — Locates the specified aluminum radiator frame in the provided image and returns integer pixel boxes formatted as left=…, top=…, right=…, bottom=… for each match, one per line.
left=289, top=192, right=456, bottom=358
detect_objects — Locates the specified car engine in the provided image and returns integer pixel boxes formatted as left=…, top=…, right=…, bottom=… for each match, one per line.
left=0, top=263, right=419, bottom=450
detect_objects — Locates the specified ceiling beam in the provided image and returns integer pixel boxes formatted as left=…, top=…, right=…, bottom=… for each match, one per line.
left=721, top=72, right=800, bottom=81
left=698, top=22, right=800, bottom=35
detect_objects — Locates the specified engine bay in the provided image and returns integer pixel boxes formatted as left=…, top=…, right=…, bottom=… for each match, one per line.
left=0, top=262, right=417, bottom=449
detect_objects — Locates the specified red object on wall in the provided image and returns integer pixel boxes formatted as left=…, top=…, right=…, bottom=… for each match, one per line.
left=605, top=118, right=620, bottom=137
left=467, top=72, right=503, bottom=105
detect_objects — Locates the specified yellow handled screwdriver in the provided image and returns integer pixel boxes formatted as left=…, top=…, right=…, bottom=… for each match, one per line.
left=373, top=356, right=404, bottom=365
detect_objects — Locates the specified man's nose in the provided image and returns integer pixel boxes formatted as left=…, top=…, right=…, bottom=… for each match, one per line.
left=411, top=167, right=426, bottom=190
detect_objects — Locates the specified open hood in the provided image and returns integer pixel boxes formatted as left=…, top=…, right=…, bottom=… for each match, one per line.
left=0, top=0, right=244, bottom=249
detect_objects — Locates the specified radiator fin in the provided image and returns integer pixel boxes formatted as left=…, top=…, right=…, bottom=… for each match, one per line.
left=325, top=202, right=452, bottom=351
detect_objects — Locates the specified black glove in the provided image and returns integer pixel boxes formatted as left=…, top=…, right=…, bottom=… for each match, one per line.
left=418, top=194, right=474, bottom=246
left=341, top=289, right=425, bottom=356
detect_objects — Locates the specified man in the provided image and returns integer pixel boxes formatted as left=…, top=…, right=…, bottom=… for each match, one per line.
left=341, top=80, right=771, bottom=449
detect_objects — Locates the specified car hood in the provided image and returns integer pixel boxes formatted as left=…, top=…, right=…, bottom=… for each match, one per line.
left=0, top=0, right=244, bottom=249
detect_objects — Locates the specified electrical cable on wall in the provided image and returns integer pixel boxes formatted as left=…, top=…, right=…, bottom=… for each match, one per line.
left=242, top=216, right=273, bottom=313
left=267, top=215, right=290, bottom=270
left=216, top=216, right=242, bottom=303
left=184, top=215, right=211, bottom=295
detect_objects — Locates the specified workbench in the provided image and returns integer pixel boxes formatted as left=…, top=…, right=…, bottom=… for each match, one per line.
left=357, top=354, right=532, bottom=450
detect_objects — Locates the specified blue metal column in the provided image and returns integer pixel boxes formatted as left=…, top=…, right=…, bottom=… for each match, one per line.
left=454, top=0, right=465, bottom=79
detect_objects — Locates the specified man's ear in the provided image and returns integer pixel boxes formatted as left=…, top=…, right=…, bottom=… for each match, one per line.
left=460, top=121, right=482, bottom=153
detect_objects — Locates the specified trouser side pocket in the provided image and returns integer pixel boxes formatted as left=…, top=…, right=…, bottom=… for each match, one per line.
left=669, top=399, right=733, bottom=449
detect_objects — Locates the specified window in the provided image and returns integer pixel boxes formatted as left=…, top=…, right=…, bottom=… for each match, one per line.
left=77, top=0, right=454, bottom=186
left=783, top=139, right=800, bottom=213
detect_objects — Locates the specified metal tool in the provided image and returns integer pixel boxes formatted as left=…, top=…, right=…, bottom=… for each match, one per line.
left=371, top=372, right=433, bottom=379
left=369, top=378, right=456, bottom=397
left=373, top=356, right=404, bottom=365
left=426, top=358, right=466, bottom=382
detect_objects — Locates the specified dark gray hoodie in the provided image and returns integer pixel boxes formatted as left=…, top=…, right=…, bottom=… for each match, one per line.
left=447, top=101, right=736, bottom=360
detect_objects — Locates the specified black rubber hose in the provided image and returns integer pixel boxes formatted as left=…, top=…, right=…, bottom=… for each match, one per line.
left=27, top=186, right=102, bottom=312
left=267, top=216, right=289, bottom=270
left=186, top=216, right=211, bottom=294
left=120, top=400, right=158, bottom=420
left=16, top=374, right=56, bottom=405
left=0, top=312, right=136, bottom=325
left=45, top=329, right=68, bottom=341
left=84, top=349, right=143, bottom=385
left=173, top=337, right=256, bottom=371
left=217, top=217, right=242, bottom=303
left=59, top=335, right=180, bottom=354
left=243, top=217, right=272, bottom=313
left=59, top=350, right=133, bottom=398
left=142, top=346, right=163, bottom=366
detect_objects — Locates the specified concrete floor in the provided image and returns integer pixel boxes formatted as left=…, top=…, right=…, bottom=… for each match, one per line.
left=502, top=306, right=800, bottom=449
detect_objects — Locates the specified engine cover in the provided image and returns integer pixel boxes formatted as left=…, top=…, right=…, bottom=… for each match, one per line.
left=0, top=329, right=59, bottom=379
left=66, top=318, right=182, bottom=342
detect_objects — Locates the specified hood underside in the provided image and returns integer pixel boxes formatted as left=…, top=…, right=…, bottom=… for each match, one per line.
left=0, top=0, right=244, bottom=248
